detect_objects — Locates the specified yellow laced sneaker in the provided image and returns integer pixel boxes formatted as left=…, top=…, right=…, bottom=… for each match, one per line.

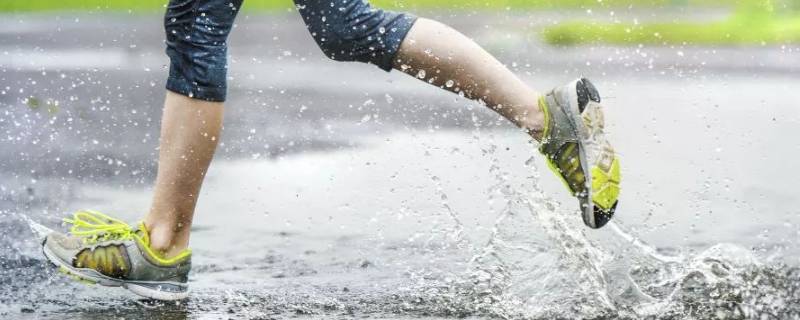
left=538, top=78, right=620, bottom=229
left=42, top=210, right=192, bottom=300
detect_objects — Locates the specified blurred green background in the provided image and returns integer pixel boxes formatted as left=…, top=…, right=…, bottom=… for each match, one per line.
left=543, top=0, right=800, bottom=45
left=1, top=0, right=798, bottom=45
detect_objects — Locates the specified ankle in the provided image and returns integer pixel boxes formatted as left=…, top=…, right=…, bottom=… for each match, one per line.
left=143, top=219, right=189, bottom=258
left=518, top=105, right=546, bottom=141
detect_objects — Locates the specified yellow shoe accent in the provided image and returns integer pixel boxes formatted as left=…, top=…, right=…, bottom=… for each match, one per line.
left=538, top=96, right=552, bottom=139
left=591, top=157, right=621, bottom=210
left=539, top=96, right=587, bottom=196
left=545, top=154, right=574, bottom=194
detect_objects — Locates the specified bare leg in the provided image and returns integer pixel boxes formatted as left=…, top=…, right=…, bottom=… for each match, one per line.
left=143, top=91, right=224, bottom=258
left=394, top=18, right=545, bottom=140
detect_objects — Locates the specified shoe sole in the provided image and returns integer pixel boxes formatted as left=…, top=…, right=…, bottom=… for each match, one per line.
left=583, top=99, right=621, bottom=216
left=551, top=78, right=619, bottom=228
left=559, top=78, right=596, bottom=227
left=42, top=239, right=189, bottom=301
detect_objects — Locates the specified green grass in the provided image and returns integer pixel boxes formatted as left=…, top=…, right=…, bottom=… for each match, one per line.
left=543, top=1, right=800, bottom=45
left=0, top=0, right=734, bottom=13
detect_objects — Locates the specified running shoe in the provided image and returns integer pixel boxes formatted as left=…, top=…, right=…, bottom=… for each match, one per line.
left=538, top=78, right=620, bottom=229
left=42, top=210, right=191, bottom=300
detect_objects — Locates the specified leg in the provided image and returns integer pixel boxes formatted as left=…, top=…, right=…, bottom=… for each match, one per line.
left=145, top=0, right=243, bottom=258
left=41, top=0, right=241, bottom=299
left=44, top=92, right=221, bottom=297
left=392, top=18, right=619, bottom=228
left=391, top=18, right=619, bottom=227
left=144, top=92, right=223, bottom=258
left=295, top=2, right=619, bottom=228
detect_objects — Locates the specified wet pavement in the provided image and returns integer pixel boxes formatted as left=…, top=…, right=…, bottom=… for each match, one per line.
left=1, top=9, right=800, bottom=320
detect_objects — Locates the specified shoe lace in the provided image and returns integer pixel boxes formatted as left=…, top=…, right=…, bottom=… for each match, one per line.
left=63, top=210, right=139, bottom=245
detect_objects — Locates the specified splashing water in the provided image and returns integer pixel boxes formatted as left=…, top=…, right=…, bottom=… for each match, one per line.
left=402, top=140, right=800, bottom=320
left=19, top=213, right=54, bottom=240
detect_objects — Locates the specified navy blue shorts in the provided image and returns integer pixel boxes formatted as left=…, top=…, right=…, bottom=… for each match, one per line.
left=164, top=0, right=417, bottom=102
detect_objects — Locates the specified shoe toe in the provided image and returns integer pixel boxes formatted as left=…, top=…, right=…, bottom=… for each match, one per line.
left=47, top=232, right=84, bottom=249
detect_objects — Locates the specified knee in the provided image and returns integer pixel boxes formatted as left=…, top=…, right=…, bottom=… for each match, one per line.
left=164, top=35, right=229, bottom=101
left=165, top=42, right=228, bottom=100
left=296, top=0, right=417, bottom=70
left=296, top=1, right=368, bottom=62
left=313, top=2, right=379, bottom=62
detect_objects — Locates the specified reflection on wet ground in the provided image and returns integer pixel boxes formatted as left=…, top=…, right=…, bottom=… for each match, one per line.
left=1, top=11, right=799, bottom=320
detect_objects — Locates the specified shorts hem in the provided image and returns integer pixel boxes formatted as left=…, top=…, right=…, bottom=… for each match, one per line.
left=378, top=14, right=418, bottom=72
left=165, top=76, right=227, bottom=102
